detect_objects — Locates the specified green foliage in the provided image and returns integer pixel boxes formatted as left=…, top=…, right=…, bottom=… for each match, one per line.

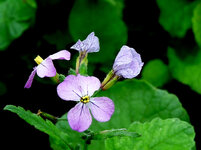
left=90, top=79, right=189, bottom=131
left=156, top=0, right=196, bottom=38
left=0, top=81, right=7, bottom=95
left=142, top=59, right=170, bottom=87
left=4, top=105, right=72, bottom=150
left=105, top=118, right=195, bottom=150
left=192, top=2, right=201, bottom=48
left=69, top=0, right=127, bottom=63
left=168, top=47, right=201, bottom=94
left=0, top=0, right=37, bottom=50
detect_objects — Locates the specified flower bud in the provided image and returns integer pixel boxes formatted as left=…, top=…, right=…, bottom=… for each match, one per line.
left=113, top=45, right=143, bottom=79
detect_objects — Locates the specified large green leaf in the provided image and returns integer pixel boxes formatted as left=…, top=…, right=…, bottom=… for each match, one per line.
left=192, top=2, right=201, bottom=48
left=4, top=105, right=71, bottom=150
left=105, top=118, right=195, bottom=150
left=168, top=47, right=201, bottom=94
left=142, top=59, right=170, bottom=87
left=156, top=0, right=196, bottom=38
left=69, top=0, right=127, bottom=63
left=0, top=0, right=37, bottom=50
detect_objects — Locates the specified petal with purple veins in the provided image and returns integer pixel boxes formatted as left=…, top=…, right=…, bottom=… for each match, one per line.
left=24, top=67, right=37, bottom=88
left=57, top=75, right=84, bottom=101
left=36, top=57, right=56, bottom=78
left=89, top=97, right=114, bottom=122
left=67, top=102, right=92, bottom=132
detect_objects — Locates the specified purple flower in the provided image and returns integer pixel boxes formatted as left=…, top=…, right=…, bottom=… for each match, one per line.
left=71, top=32, right=100, bottom=53
left=24, top=50, right=71, bottom=88
left=113, top=45, right=143, bottom=79
left=57, top=74, right=114, bottom=132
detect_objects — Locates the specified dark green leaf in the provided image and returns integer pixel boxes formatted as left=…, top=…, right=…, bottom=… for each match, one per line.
left=168, top=47, right=201, bottom=94
left=0, top=81, right=7, bottom=95
left=192, top=2, right=201, bottom=48
left=105, top=118, right=195, bottom=150
left=142, top=59, right=170, bottom=87
left=0, top=0, right=37, bottom=50
left=4, top=105, right=72, bottom=150
left=156, top=0, right=196, bottom=37
left=69, top=0, right=127, bottom=63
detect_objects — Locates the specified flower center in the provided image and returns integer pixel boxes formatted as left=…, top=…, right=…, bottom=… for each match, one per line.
left=80, top=95, right=90, bottom=104
left=34, top=55, right=44, bottom=65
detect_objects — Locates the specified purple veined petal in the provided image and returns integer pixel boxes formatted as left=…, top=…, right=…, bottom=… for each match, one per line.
left=113, top=45, right=143, bottom=79
left=115, top=59, right=144, bottom=79
left=49, top=50, right=71, bottom=60
left=70, top=32, right=100, bottom=53
left=89, top=97, right=114, bottom=122
left=71, top=40, right=84, bottom=52
left=36, top=57, right=57, bottom=78
left=57, top=75, right=83, bottom=101
left=24, top=67, right=37, bottom=88
left=82, top=32, right=100, bottom=53
left=67, top=102, right=92, bottom=132
left=76, top=74, right=101, bottom=97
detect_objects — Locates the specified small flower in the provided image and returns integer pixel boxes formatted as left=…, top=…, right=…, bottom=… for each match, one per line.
left=57, top=74, right=114, bottom=132
left=71, top=32, right=100, bottom=53
left=24, top=50, right=71, bottom=88
left=113, top=45, right=143, bottom=79
left=71, top=32, right=100, bottom=74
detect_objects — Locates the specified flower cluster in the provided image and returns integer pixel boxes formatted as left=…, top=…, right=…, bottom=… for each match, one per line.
left=25, top=32, right=143, bottom=132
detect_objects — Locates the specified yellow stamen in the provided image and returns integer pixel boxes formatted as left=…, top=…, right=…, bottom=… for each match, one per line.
left=80, top=95, right=90, bottom=104
left=34, top=55, right=44, bottom=65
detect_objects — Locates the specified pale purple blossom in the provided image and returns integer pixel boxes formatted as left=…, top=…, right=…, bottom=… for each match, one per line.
left=57, top=74, right=114, bottom=132
left=113, top=45, right=143, bottom=79
left=24, top=50, right=71, bottom=88
left=71, top=32, right=100, bottom=53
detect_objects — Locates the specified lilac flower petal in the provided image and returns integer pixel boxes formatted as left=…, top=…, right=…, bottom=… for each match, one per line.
left=76, top=74, right=101, bottom=97
left=89, top=97, right=114, bottom=122
left=49, top=50, right=71, bottom=60
left=67, top=102, right=92, bottom=132
left=113, top=45, right=143, bottom=79
left=57, top=75, right=83, bottom=101
left=24, top=67, right=37, bottom=88
left=36, top=57, right=56, bottom=78
left=82, top=32, right=100, bottom=53
left=71, top=32, right=100, bottom=53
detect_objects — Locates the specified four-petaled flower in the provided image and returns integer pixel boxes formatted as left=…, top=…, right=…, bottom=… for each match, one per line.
left=24, top=50, right=71, bottom=88
left=57, top=74, right=114, bottom=132
left=113, top=45, right=144, bottom=79
left=71, top=32, right=100, bottom=53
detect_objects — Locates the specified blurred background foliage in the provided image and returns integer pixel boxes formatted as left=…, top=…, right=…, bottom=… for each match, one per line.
left=1, top=0, right=201, bottom=149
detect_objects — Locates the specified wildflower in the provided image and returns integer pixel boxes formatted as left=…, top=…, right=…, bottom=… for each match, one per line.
left=71, top=32, right=100, bottom=53
left=71, top=32, right=100, bottom=74
left=57, top=74, right=114, bottom=132
left=101, top=45, right=143, bottom=90
left=24, top=50, right=71, bottom=88
left=113, top=45, right=143, bottom=78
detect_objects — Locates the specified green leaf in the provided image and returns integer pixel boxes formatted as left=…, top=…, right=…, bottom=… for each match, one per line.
left=69, top=0, right=127, bottom=63
left=192, top=2, right=201, bottom=48
left=156, top=0, right=196, bottom=38
left=89, top=79, right=189, bottom=132
left=4, top=105, right=72, bottom=150
left=142, top=59, right=170, bottom=87
left=168, top=47, right=201, bottom=94
left=0, top=0, right=37, bottom=50
left=0, top=81, right=7, bottom=95
left=105, top=118, right=195, bottom=150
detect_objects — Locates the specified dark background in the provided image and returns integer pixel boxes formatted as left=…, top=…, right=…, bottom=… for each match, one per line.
left=1, top=0, right=200, bottom=149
